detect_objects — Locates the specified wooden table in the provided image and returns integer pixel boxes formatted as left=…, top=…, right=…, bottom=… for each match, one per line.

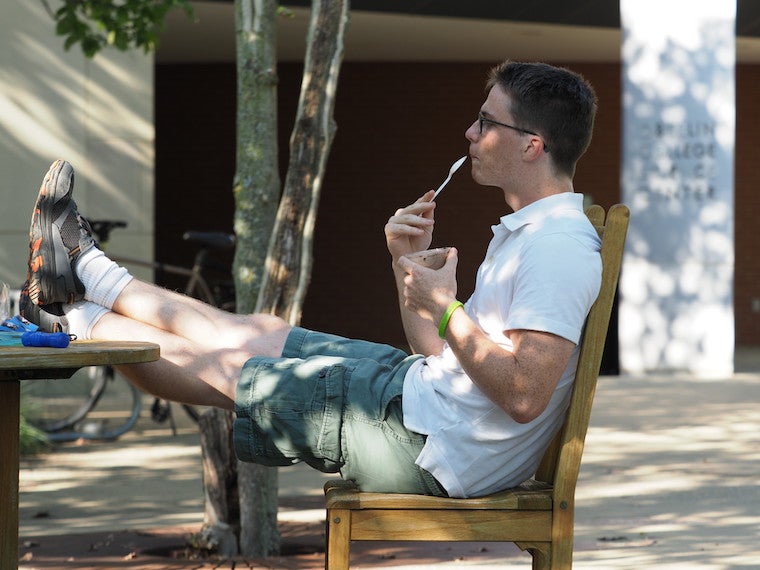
left=0, top=340, right=159, bottom=569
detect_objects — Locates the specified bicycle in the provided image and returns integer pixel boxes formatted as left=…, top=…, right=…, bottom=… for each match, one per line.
left=21, top=221, right=236, bottom=441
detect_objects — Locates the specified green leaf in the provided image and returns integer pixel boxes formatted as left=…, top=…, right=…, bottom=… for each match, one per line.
left=56, top=17, right=71, bottom=35
left=82, top=36, right=101, bottom=57
left=63, top=34, right=79, bottom=51
left=49, top=0, right=195, bottom=57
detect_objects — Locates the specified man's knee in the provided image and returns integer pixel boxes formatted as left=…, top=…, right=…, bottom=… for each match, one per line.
left=243, top=313, right=291, bottom=358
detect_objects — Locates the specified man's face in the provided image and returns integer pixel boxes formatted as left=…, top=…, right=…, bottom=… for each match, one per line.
left=465, top=86, right=524, bottom=189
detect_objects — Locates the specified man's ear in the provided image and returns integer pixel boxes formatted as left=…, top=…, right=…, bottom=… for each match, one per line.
left=523, top=136, right=545, bottom=160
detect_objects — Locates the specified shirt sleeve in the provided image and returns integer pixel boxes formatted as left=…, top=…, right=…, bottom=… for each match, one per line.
left=504, top=231, right=601, bottom=344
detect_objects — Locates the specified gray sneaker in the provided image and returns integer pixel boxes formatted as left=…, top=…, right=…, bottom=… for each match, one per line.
left=27, top=160, right=98, bottom=306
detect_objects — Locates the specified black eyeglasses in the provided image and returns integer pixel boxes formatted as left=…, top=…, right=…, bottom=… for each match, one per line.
left=477, top=112, right=549, bottom=152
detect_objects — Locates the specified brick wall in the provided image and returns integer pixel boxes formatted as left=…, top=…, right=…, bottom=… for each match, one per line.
left=735, top=64, right=760, bottom=344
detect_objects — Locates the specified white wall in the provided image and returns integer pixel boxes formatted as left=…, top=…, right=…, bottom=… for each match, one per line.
left=0, top=0, right=154, bottom=292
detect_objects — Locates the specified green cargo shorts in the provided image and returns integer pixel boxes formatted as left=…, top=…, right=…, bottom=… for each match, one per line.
left=233, top=327, right=446, bottom=495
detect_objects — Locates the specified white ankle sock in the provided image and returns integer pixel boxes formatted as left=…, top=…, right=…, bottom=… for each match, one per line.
left=75, top=248, right=133, bottom=310
left=63, top=301, right=110, bottom=339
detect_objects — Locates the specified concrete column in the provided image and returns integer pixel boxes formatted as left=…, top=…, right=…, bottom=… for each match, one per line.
left=619, top=0, right=736, bottom=376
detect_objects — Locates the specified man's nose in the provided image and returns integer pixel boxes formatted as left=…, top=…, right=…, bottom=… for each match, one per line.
left=465, top=120, right=479, bottom=142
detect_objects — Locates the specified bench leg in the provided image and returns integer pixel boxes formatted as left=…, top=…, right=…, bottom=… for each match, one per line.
left=325, top=508, right=351, bottom=570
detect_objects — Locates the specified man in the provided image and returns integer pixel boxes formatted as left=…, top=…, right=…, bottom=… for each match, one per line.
left=21, top=61, right=601, bottom=498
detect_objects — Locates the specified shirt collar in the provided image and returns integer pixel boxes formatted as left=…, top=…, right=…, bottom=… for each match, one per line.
left=498, top=192, right=584, bottom=232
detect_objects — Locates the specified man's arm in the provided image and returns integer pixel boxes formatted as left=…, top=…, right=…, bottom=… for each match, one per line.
left=396, top=252, right=574, bottom=422
left=445, top=311, right=575, bottom=423
left=385, top=191, right=446, bottom=355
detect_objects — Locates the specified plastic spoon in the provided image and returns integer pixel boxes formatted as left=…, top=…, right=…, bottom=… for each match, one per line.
left=432, top=155, right=467, bottom=200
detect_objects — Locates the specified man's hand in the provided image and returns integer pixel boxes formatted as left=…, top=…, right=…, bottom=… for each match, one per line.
left=385, top=190, right=436, bottom=261
left=397, top=247, right=459, bottom=325
left=387, top=190, right=452, bottom=355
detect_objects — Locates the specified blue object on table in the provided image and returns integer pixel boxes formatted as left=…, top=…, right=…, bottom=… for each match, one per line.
left=22, top=331, right=71, bottom=348
left=0, top=315, right=71, bottom=348
left=1, top=315, right=38, bottom=333
left=0, top=331, right=71, bottom=348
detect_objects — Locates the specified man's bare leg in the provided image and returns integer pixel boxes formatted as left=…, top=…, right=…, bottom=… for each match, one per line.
left=88, top=278, right=292, bottom=409
left=111, top=278, right=291, bottom=358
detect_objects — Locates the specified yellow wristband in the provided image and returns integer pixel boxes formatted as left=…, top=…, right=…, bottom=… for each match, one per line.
left=438, top=301, right=464, bottom=339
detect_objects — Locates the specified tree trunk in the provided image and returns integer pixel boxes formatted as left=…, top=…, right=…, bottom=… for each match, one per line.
left=200, top=0, right=349, bottom=558
left=257, top=0, right=350, bottom=323
left=232, top=0, right=283, bottom=556
left=197, top=410, right=239, bottom=556
left=199, top=0, right=282, bottom=558
left=240, top=0, right=349, bottom=557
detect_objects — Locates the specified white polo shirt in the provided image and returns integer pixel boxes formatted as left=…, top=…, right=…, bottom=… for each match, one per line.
left=402, top=192, right=602, bottom=498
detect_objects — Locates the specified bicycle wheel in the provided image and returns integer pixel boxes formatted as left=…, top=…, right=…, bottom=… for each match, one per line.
left=24, top=366, right=143, bottom=442
left=22, top=366, right=108, bottom=433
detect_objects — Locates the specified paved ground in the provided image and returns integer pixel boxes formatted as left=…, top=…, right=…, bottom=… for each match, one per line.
left=17, top=353, right=760, bottom=569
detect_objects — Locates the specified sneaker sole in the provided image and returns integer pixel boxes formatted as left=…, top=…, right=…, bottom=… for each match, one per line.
left=28, top=160, right=82, bottom=305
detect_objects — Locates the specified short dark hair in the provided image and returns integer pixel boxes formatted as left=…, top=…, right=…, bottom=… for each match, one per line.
left=487, top=61, right=597, bottom=178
